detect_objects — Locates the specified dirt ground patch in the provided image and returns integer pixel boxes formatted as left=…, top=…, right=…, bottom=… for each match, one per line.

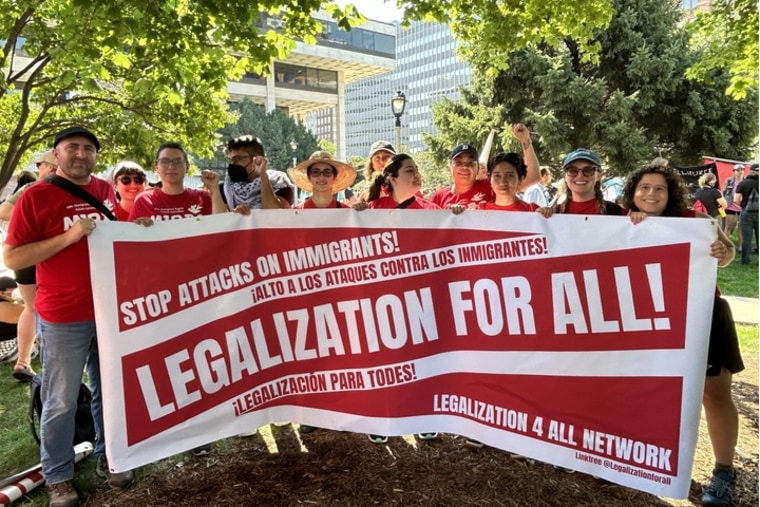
left=84, top=353, right=758, bottom=507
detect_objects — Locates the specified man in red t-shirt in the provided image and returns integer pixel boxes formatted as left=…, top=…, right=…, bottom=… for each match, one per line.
left=3, top=127, right=133, bottom=506
left=129, top=141, right=228, bottom=221
left=432, top=144, right=495, bottom=209
left=432, top=125, right=541, bottom=210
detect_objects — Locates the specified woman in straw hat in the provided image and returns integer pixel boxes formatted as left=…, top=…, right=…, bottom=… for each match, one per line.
left=282, top=150, right=357, bottom=435
left=288, top=151, right=357, bottom=209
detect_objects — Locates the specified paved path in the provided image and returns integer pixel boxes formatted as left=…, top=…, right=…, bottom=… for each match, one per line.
left=724, top=296, right=759, bottom=325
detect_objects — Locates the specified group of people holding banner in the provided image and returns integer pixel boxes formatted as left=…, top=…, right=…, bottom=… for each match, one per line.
left=221, top=125, right=744, bottom=507
left=0, top=122, right=749, bottom=507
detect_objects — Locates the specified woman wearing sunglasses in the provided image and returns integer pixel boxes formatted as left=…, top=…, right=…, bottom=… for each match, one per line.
left=287, top=151, right=356, bottom=209
left=539, top=148, right=624, bottom=216
left=111, top=161, right=146, bottom=221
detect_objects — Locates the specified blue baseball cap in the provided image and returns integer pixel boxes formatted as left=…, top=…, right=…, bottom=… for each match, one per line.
left=562, top=148, right=601, bottom=168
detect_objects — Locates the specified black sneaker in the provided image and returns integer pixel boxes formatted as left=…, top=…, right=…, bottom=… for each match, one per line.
left=96, top=455, right=134, bottom=489
left=701, top=469, right=735, bottom=507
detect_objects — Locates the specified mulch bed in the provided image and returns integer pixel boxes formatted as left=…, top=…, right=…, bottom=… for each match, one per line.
left=82, top=353, right=759, bottom=507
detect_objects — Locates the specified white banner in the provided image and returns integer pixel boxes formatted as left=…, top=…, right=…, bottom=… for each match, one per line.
left=89, top=210, right=718, bottom=498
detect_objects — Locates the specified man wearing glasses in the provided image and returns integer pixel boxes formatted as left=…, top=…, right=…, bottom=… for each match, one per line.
left=129, top=142, right=228, bottom=221
left=223, top=135, right=295, bottom=209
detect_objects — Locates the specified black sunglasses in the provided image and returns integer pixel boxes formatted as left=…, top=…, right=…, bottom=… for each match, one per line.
left=119, top=175, right=144, bottom=185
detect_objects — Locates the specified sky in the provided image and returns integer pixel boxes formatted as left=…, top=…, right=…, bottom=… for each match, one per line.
left=333, top=0, right=404, bottom=23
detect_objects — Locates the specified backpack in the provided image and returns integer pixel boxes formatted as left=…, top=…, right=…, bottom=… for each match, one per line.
left=29, top=374, right=96, bottom=446
left=692, top=198, right=708, bottom=214
left=745, top=188, right=759, bottom=212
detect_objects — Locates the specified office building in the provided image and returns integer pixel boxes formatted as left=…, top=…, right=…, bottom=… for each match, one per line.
left=343, top=21, right=472, bottom=157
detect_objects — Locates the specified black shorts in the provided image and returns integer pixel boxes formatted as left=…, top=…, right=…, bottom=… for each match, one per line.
left=13, top=265, right=35, bottom=286
left=725, top=208, right=741, bottom=215
left=706, top=297, right=744, bottom=376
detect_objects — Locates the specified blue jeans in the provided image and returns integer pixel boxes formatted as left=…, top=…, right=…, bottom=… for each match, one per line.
left=739, top=209, right=758, bottom=264
left=38, top=318, right=104, bottom=484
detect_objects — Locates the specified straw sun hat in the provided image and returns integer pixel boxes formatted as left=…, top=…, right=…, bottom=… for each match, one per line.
left=288, top=151, right=356, bottom=193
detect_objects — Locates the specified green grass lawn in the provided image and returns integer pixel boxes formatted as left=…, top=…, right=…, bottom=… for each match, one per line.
left=718, top=229, right=759, bottom=298
left=737, top=322, right=759, bottom=353
left=718, top=258, right=759, bottom=298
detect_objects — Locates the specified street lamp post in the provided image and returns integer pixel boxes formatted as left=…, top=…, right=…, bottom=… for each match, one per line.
left=290, top=139, right=298, bottom=169
left=391, top=90, right=406, bottom=152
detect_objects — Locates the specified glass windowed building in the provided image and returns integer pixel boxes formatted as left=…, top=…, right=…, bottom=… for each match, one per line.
left=224, top=10, right=396, bottom=160
left=343, top=21, right=472, bottom=157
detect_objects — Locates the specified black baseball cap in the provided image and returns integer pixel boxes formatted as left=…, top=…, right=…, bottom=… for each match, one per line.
left=450, top=144, right=478, bottom=161
left=54, top=127, right=101, bottom=152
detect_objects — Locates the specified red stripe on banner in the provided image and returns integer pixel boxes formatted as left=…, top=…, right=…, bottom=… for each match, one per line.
left=120, top=236, right=689, bottom=447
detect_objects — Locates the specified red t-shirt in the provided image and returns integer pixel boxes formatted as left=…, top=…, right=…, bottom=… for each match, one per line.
left=483, top=200, right=539, bottom=212
left=564, top=199, right=601, bottom=215
left=293, top=197, right=348, bottom=209
left=128, top=188, right=212, bottom=221
left=432, top=180, right=495, bottom=210
left=5, top=178, right=118, bottom=323
left=114, top=203, right=130, bottom=222
left=370, top=195, right=440, bottom=209
left=561, top=199, right=625, bottom=215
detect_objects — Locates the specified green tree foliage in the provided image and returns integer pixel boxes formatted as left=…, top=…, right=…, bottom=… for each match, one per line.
left=686, top=0, right=759, bottom=99
left=413, top=151, right=450, bottom=194
left=0, top=0, right=359, bottom=188
left=426, top=0, right=758, bottom=174
left=197, top=99, right=320, bottom=173
left=403, top=0, right=615, bottom=72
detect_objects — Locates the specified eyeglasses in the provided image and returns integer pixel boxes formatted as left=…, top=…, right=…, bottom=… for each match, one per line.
left=452, top=160, right=478, bottom=169
left=227, top=155, right=252, bottom=166
left=119, top=175, right=144, bottom=185
left=309, top=169, right=334, bottom=178
left=157, top=158, right=185, bottom=168
left=565, top=166, right=598, bottom=177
